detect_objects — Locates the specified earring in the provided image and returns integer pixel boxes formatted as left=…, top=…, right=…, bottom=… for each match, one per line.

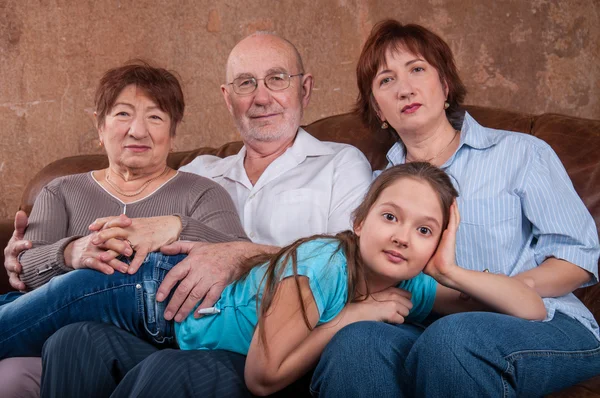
left=381, top=121, right=389, bottom=129
left=98, top=140, right=103, bottom=147
left=444, top=101, right=450, bottom=110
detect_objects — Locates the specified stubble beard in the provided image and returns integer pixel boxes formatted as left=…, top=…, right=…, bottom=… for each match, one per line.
left=236, top=109, right=302, bottom=144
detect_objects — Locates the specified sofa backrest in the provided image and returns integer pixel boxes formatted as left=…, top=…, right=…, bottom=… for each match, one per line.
left=17, top=106, right=600, bottom=319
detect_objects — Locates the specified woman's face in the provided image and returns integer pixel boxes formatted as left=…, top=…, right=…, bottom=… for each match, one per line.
left=98, top=85, right=172, bottom=173
left=371, top=47, right=448, bottom=135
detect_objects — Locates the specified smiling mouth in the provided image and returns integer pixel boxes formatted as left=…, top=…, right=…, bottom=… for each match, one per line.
left=125, top=146, right=150, bottom=152
left=250, top=113, right=280, bottom=119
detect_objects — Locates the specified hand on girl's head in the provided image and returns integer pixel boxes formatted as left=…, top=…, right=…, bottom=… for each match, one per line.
left=423, top=199, right=460, bottom=280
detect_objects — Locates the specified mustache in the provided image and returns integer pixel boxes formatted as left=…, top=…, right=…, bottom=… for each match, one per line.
left=246, top=106, right=284, bottom=117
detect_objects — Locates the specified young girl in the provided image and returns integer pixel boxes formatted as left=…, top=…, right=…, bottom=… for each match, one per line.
left=174, top=162, right=546, bottom=396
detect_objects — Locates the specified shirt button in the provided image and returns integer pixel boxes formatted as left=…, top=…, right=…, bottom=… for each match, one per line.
left=136, top=284, right=142, bottom=289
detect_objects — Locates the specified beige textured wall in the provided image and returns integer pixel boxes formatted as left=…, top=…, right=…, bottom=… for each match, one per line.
left=1, top=0, right=599, bottom=219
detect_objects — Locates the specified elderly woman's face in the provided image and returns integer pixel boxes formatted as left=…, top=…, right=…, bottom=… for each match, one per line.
left=98, top=85, right=172, bottom=172
left=371, top=48, right=448, bottom=134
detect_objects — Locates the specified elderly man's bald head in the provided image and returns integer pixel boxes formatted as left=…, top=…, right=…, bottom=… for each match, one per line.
left=225, top=33, right=304, bottom=82
left=220, top=33, right=313, bottom=145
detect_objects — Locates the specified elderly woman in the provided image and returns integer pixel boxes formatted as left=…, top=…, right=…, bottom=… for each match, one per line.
left=311, top=20, right=600, bottom=397
left=0, top=62, right=247, bottom=396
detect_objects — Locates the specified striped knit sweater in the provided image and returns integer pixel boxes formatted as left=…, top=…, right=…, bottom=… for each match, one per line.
left=20, top=171, right=248, bottom=289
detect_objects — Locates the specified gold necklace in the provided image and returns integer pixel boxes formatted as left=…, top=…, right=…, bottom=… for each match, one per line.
left=406, top=130, right=460, bottom=164
left=105, top=166, right=170, bottom=197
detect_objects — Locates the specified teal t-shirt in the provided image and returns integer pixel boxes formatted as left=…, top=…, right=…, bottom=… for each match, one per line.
left=175, top=238, right=437, bottom=355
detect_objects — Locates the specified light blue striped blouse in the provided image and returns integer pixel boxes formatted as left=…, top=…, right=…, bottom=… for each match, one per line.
left=382, top=112, right=600, bottom=339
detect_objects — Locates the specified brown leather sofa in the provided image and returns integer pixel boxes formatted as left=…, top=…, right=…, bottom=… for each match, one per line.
left=0, top=105, right=599, bottom=397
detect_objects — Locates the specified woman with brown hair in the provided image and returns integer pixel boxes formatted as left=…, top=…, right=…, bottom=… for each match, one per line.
left=311, top=20, right=600, bottom=397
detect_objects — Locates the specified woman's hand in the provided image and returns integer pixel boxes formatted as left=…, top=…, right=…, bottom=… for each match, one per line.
left=89, top=214, right=182, bottom=274
left=63, top=233, right=132, bottom=274
left=346, top=287, right=413, bottom=324
left=424, top=201, right=461, bottom=288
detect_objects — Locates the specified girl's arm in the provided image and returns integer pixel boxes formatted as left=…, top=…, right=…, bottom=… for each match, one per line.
left=245, top=276, right=413, bottom=396
left=427, top=202, right=547, bottom=321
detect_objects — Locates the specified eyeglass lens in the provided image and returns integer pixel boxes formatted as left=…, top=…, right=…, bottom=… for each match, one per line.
left=233, top=73, right=291, bottom=94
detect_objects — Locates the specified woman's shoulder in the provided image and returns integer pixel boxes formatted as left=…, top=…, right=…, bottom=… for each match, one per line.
left=465, top=113, right=554, bottom=155
left=42, top=172, right=96, bottom=193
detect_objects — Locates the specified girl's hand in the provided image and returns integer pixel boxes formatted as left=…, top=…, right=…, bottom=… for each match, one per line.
left=424, top=200, right=460, bottom=287
left=89, top=215, right=182, bottom=274
left=347, top=287, right=413, bottom=324
left=63, top=234, right=131, bottom=274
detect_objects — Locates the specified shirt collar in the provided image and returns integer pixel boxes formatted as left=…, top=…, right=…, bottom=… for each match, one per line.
left=386, top=111, right=501, bottom=166
left=202, top=127, right=333, bottom=179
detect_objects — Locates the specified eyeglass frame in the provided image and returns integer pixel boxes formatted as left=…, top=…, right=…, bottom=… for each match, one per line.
left=226, top=72, right=305, bottom=95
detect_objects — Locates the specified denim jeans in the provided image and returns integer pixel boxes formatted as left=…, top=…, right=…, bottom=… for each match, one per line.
left=311, top=312, right=600, bottom=397
left=0, top=252, right=186, bottom=358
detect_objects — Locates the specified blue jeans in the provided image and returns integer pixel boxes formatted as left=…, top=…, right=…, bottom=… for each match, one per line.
left=0, top=252, right=186, bottom=358
left=311, top=312, right=600, bottom=397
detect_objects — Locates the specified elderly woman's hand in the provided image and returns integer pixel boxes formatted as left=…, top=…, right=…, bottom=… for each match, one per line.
left=63, top=233, right=132, bottom=274
left=89, top=214, right=183, bottom=275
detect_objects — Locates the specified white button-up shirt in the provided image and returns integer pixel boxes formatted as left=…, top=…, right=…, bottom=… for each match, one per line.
left=180, top=128, right=373, bottom=246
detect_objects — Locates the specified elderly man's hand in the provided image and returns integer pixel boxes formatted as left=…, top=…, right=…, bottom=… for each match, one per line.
left=4, top=211, right=30, bottom=291
left=157, top=241, right=260, bottom=322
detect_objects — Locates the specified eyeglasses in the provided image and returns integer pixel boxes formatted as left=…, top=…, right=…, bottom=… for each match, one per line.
left=227, top=73, right=304, bottom=95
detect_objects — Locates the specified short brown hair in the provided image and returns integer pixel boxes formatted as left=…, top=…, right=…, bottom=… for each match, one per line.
left=355, top=20, right=467, bottom=131
left=95, top=60, right=185, bottom=137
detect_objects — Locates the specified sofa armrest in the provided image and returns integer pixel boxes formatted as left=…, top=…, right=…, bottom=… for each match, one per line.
left=0, top=218, right=15, bottom=294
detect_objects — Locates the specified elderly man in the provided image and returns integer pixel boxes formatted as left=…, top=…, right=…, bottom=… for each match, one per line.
left=3, top=33, right=371, bottom=397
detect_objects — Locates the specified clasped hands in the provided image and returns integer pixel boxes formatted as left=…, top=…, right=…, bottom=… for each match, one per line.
left=70, top=213, right=182, bottom=275
left=6, top=212, right=240, bottom=322
left=72, top=214, right=248, bottom=322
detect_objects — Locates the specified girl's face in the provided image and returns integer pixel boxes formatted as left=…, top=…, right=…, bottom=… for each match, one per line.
left=371, top=47, right=448, bottom=135
left=354, top=177, right=444, bottom=291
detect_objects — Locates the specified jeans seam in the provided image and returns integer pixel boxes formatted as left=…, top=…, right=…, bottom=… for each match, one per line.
left=505, top=345, right=600, bottom=361
left=499, top=345, right=600, bottom=398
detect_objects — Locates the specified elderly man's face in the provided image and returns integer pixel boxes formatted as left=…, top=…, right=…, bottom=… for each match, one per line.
left=222, top=35, right=312, bottom=144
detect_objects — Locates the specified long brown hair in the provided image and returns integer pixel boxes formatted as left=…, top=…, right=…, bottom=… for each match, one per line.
left=245, top=162, right=458, bottom=350
left=355, top=20, right=467, bottom=132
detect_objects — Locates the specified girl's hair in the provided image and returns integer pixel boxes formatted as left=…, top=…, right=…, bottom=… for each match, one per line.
left=95, top=60, right=184, bottom=137
left=355, top=19, right=467, bottom=132
left=245, top=162, right=458, bottom=350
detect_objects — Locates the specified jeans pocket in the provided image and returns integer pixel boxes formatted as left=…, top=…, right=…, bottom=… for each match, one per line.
left=138, top=279, right=175, bottom=346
